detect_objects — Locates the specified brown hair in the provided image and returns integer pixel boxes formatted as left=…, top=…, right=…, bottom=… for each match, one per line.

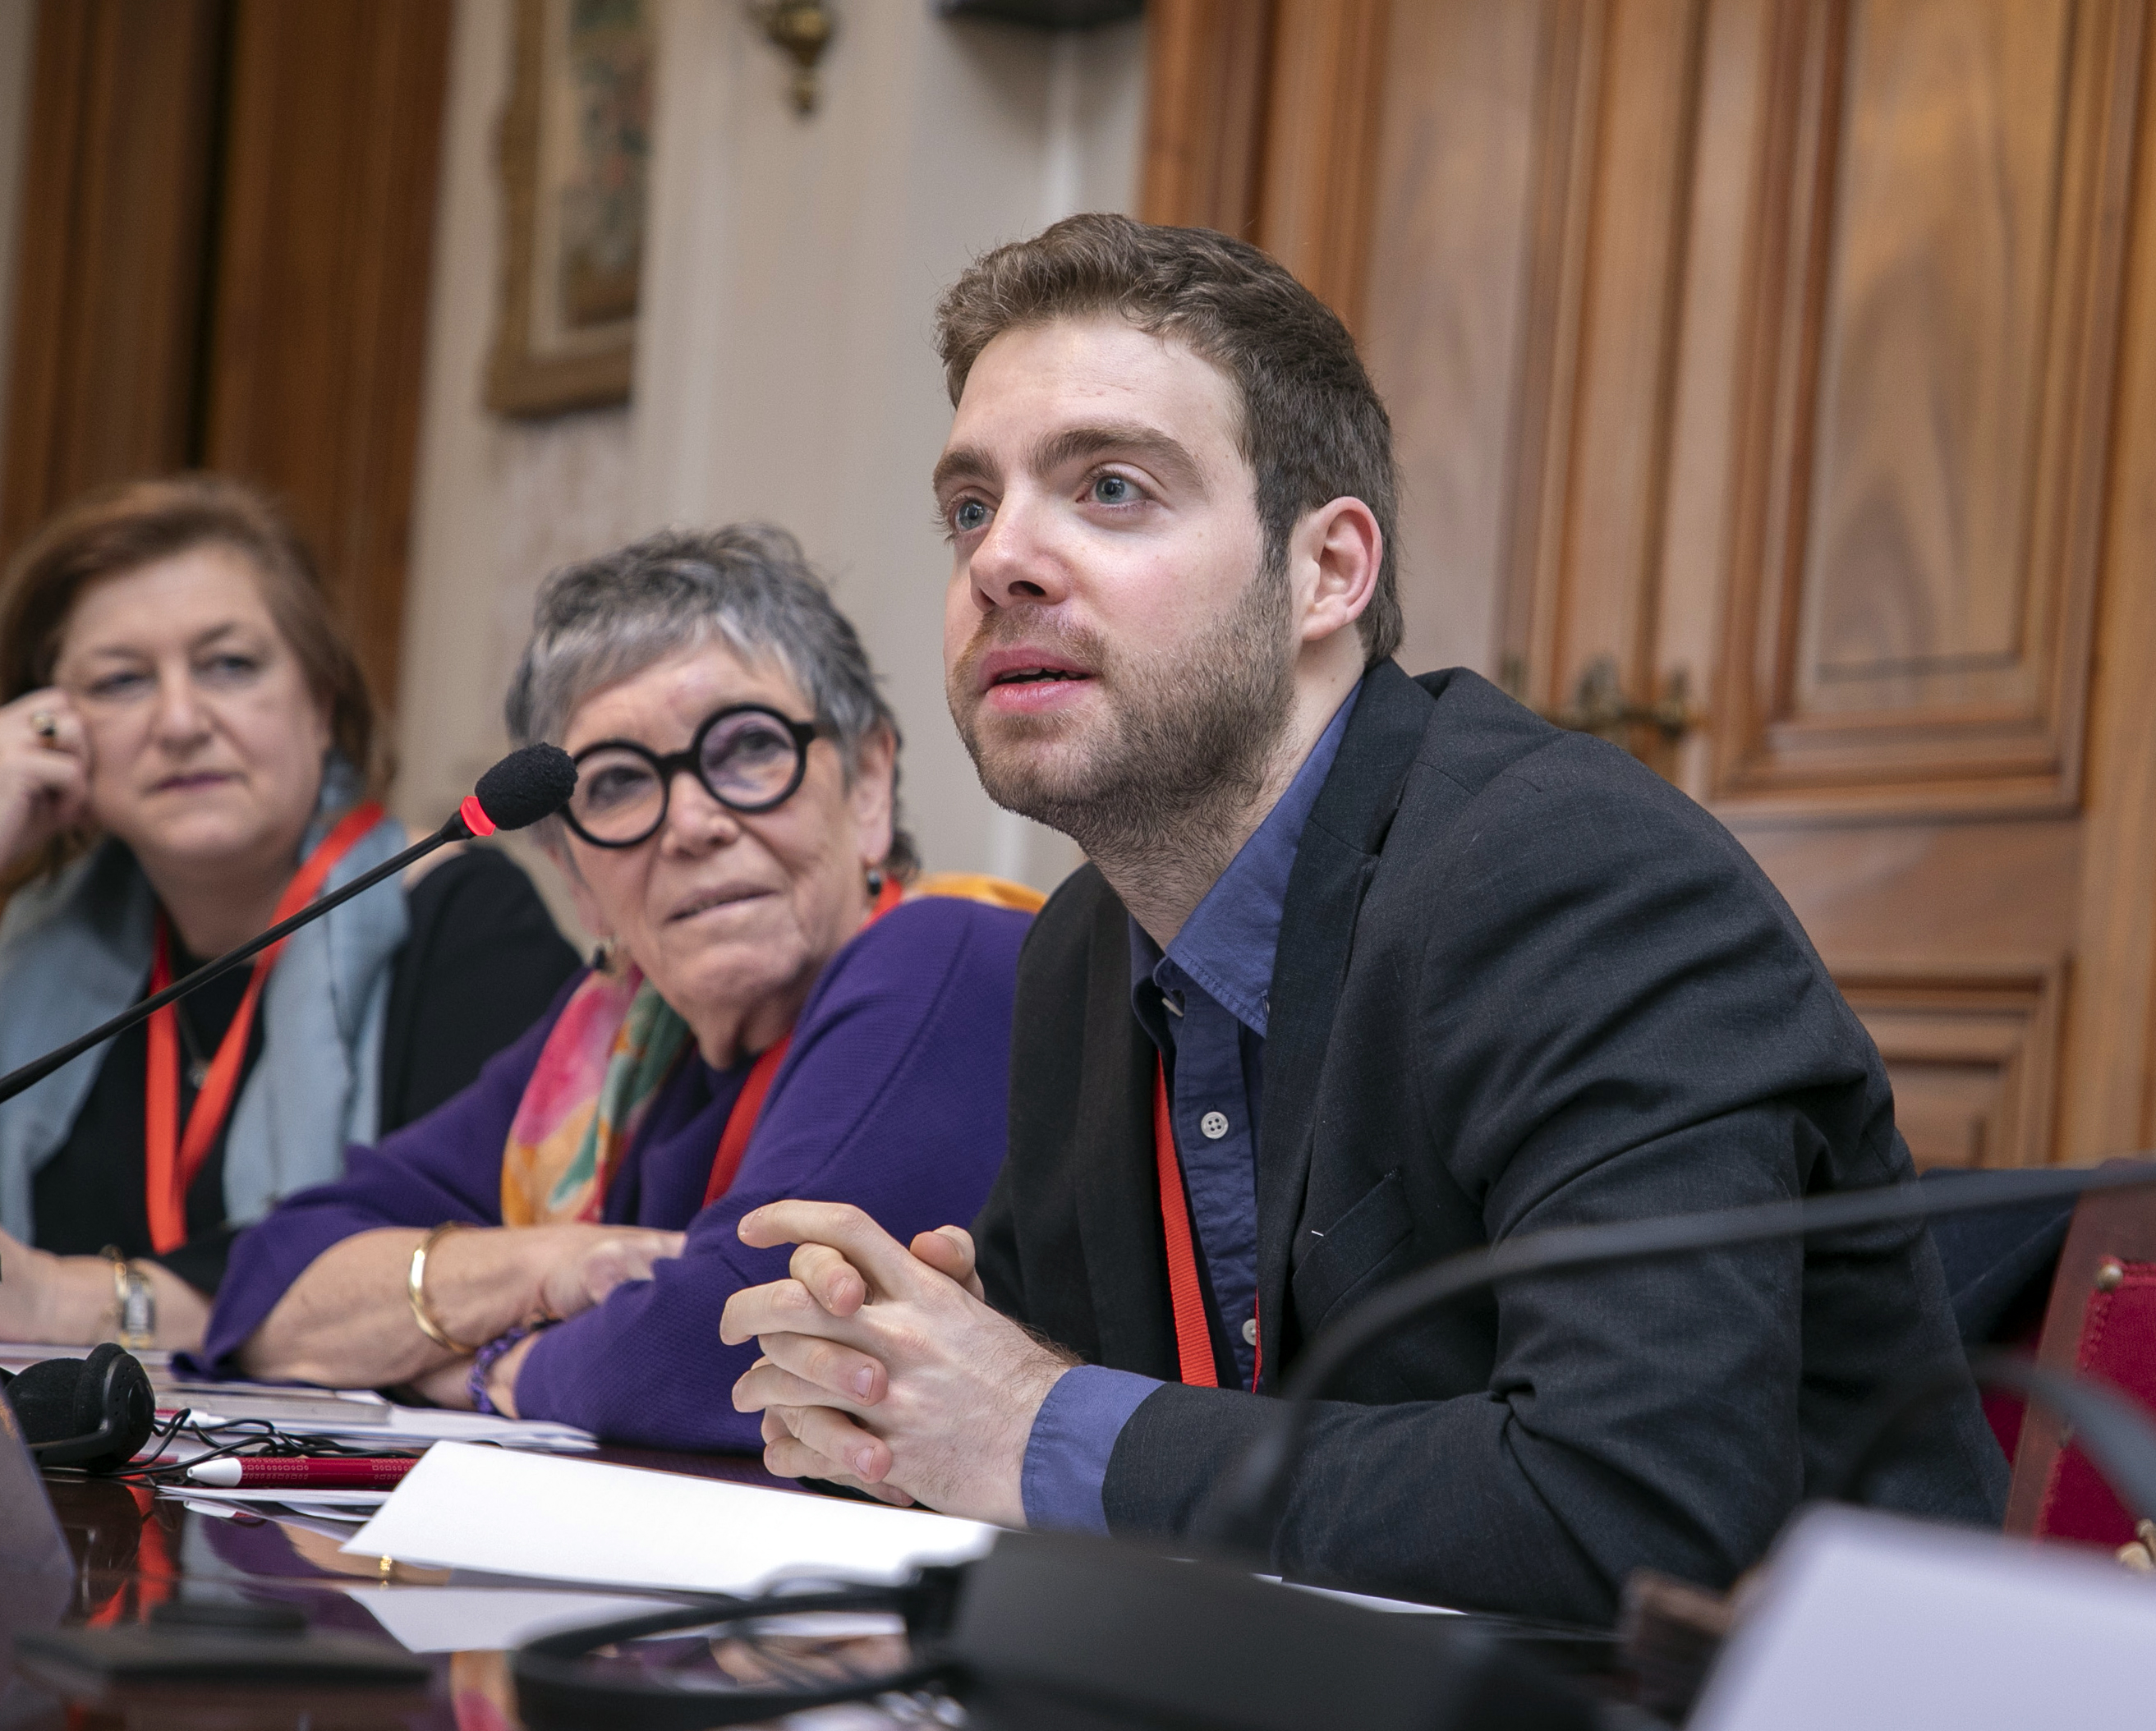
left=934, top=213, right=1403, bottom=665
left=0, top=474, right=381, bottom=799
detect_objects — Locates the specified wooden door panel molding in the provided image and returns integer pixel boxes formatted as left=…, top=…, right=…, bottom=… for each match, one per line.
left=1254, top=0, right=1392, bottom=328
left=2058, top=2, right=2156, bottom=1165
left=1359, top=0, right=1550, bottom=678
left=1839, top=960, right=2066, bottom=1168
left=1139, top=0, right=1277, bottom=240
left=1138, top=0, right=1390, bottom=328
left=1710, top=0, right=2148, bottom=818
left=1499, top=0, right=1712, bottom=721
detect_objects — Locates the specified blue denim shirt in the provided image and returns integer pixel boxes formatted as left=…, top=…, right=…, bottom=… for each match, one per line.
left=1019, top=681, right=1362, bottom=1535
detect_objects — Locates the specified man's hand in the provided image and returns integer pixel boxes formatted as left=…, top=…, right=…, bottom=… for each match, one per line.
left=722, top=1202, right=1071, bottom=1527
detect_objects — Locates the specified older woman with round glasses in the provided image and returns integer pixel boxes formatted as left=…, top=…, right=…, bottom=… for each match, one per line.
left=205, top=526, right=1035, bottom=1449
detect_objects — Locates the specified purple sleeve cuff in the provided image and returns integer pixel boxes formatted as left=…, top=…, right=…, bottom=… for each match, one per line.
left=1021, top=1364, right=1161, bottom=1536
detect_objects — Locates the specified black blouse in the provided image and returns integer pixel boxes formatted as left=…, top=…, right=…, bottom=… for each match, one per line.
left=30, top=848, right=581, bottom=1294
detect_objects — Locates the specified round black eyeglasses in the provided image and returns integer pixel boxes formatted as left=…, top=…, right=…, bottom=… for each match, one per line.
left=563, top=704, right=830, bottom=847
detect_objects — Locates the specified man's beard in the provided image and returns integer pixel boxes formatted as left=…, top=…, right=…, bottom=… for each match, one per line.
left=947, top=562, right=1297, bottom=873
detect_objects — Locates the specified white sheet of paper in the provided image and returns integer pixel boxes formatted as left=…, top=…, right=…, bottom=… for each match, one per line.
left=349, top=1585, right=687, bottom=1653
left=159, top=1485, right=388, bottom=1508
left=343, top=1441, right=997, bottom=1594
left=180, top=1502, right=362, bottom=1544
left=1690, top=1505, right=2156, bottom=1731
left=280, top=1500, right=374, bottom=1523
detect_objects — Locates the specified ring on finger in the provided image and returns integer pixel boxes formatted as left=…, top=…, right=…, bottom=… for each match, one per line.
left=26, top=710, right=57, bottom=743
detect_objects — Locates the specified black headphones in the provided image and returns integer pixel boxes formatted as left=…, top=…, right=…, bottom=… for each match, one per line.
left=1, top=1343, right=157, bottom=1471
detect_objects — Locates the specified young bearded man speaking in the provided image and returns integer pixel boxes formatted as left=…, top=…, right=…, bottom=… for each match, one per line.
left=721, top=215, right=2004, bottom=1623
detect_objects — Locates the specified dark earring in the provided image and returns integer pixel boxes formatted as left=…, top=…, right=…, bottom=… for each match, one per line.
left=866, top=867, right=885, bottom=897
left=591, top=938, right=616, bottom=973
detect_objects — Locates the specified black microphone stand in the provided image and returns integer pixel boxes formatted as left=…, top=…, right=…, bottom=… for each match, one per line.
left=0, top=815, right=475, bottom=1110
left=0, top=739, right=575, bottom=1110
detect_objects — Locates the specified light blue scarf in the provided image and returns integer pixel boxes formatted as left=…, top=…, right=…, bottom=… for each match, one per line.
left=0, top=760, right=409, bottom=1241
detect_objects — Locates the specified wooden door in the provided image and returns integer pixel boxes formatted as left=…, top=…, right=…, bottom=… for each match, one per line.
left=0, top=0, right=451, bottom=709
left=0, top=0, right=227, bottom=552
left=1147, top=0, right=2156, bottom=1169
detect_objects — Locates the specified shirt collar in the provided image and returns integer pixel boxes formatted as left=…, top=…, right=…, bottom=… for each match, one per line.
left=1127, top=679, right=1363, bottom=1040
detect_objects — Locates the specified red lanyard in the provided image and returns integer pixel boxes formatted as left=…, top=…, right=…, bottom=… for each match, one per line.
left=143, top=802, right=384, bottom=1254
left=700, top=875, right=904, bottom=1209
left=1153, top=1058, right=1262, bottom=1393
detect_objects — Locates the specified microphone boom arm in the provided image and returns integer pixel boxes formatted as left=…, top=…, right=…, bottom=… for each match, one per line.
left=1199, top=1159, right=2156, bottom=1551
left=0, top=815, right=470, bottom=1110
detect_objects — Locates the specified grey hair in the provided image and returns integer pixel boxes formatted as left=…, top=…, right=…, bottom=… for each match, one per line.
left=505, top=523, right=918, bottom=879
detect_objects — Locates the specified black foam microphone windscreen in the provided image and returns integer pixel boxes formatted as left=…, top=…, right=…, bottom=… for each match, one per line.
left=472, top=742, right=577, bottom=832
left=3, top=1343, right=155, bottom=1471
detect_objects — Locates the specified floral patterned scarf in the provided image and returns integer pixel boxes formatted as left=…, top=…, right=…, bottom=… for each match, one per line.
left=499, top=873, right=1043, bottom=1226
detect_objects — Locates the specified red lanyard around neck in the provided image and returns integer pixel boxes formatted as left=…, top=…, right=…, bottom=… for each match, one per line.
left=142, top=802, right=384, bottom=1254
left=700, top=874, right=904, bottom=1209
left=1154, top=1058, right=1262, bottom=1393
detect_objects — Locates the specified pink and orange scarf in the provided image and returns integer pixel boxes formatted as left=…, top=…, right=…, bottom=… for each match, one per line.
left=499, top=873, right=1043, bottom=1226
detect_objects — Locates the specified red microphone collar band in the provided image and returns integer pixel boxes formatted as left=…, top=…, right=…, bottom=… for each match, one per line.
left=459, top=793, right=497, bottom=838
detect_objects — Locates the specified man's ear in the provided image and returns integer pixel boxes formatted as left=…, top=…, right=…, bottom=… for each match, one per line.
left=849, top=725, right=897, bottom=870
left=1290, top=497, right=1381, bottom=648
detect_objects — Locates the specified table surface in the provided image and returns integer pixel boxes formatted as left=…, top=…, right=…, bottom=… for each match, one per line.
left=2, top=1449, right=945, bottom=1730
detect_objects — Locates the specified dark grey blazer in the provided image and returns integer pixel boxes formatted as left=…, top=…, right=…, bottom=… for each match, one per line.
left=976, top=660, right=2007, bottom=1624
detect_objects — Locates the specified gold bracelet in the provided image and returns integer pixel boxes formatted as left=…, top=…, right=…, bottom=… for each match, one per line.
left=407, top=1223, right=483, bottom=1353
left=103, top=1246, right=156, bottom=1351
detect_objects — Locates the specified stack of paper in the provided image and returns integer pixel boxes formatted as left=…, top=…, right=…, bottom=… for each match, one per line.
left=156, top=1384, right=595, bottom=1453
left=345, top=1441, right=997, bottom=1595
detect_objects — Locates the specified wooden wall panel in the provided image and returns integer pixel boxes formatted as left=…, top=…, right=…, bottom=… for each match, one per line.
left=1286, top=0, right=2156, bottom=1169
left=1139, top=0, right=1388, bottom=327
left=1358, top=0, right=1547, bottom=679
left=2057, top=1, right=2156, bottom=1164
left=1505, top=0, right=1708, bottom=720
left=1711, top=0, right=2144, bottom=815
left=201, top=0, right=452, bottom=712
left=1841, top=965, right=2065, bottom=1169
left=0, top=0, right=225, bottom=555
left=1138, top=0, right=1276, bottom=238
left=1254, top=0, right=1391, bottom=327
left=1798, top=2, right=2073, bottom=719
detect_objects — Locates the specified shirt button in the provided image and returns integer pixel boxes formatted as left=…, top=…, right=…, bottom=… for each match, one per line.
left=1200, top=1110, right=1230, bottom=1140
left=1242, top=1316, right=1259, bottom=1346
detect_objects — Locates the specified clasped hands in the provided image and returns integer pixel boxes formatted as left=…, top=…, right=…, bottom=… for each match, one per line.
left=722, top=1203, right=1075, bottom=1527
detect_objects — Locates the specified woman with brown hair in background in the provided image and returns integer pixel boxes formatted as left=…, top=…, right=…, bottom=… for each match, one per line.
left=0, top=475, right=578, bottom=1352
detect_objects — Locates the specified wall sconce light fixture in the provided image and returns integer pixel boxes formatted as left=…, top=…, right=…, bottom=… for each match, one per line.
left=751, top=1, right=834, bottom=115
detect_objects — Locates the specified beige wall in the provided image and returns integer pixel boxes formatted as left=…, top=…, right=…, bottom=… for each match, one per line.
left=398, top=0, right=1146, bottom=923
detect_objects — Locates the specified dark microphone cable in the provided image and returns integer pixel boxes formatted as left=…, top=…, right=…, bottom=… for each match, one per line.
left=1196, top=1159, right=2156, bottom=1553
left=0, top=742, right=576, bottom=1110
left=1830, top=1348, right=2156, bottom=1517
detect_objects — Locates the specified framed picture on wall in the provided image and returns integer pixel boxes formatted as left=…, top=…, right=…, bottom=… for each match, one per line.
left=487, top=0, right=652, bottom=416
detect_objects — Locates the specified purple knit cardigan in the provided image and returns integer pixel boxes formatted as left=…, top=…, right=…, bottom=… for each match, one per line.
left=200, top=898, right=1029, bottom=1451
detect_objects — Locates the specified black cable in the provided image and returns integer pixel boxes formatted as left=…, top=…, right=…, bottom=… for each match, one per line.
left=1831, top=1350, right=2156, bottom=1519
left=89, top=1411, right=422, bottom=1486
left=1194, top=1159, right=2156, bottom=1552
